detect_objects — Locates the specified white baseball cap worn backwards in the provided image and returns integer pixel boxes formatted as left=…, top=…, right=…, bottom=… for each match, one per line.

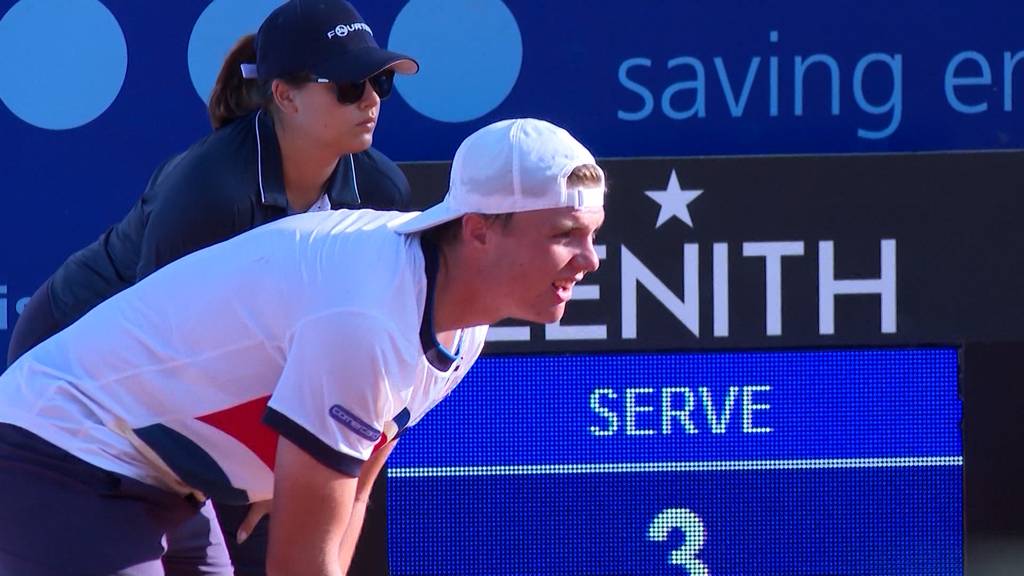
left=393, top=118, right=605, bottom=234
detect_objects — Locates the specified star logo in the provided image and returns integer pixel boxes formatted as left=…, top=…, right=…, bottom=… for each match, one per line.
left=645, top=170, right=703, bottom=228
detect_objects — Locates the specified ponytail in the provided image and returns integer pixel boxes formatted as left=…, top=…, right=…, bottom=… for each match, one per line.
left=207, top=34, right=266, bottom=129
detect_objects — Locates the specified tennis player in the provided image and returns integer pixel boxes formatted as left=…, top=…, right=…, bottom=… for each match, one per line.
left=0, top=117, right=605, bottom=576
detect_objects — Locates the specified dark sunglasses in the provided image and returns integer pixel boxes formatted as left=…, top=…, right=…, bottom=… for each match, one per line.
left=314, top=69, right=395, bottom=105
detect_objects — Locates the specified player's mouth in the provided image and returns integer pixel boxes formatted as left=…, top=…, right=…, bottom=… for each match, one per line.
left=552, top=279, right=575, bottom=302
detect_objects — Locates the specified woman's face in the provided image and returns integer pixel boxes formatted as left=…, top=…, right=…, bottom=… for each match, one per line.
left=285, top=75, right=382, bottom=156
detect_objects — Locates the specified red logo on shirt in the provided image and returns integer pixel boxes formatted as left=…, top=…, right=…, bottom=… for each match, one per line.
left=197, top=395, right=279, bottom=469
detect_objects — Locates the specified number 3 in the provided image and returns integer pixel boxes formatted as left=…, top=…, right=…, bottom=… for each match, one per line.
left=647, top=508, right=709, bottom=575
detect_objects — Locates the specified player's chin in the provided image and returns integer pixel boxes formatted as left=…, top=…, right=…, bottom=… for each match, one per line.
left=532, top=304, right=567, bottom=325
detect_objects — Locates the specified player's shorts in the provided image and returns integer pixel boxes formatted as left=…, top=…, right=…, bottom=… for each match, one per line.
left=0, top=423, right=232, bottom=576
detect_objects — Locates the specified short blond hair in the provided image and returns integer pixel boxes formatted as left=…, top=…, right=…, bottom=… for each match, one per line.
left=566, top=163, right=604, bottom=189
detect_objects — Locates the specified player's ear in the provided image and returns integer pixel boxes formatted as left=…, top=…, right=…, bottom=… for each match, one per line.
left=461, top=214, right=491, bottom=247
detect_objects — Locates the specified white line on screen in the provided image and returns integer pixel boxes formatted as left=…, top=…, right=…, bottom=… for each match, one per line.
left=388, top=456, right=963, bottom=478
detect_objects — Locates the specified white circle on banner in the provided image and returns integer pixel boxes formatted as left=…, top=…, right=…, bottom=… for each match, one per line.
left=0, top=0, right=127, bottom=130
left=388, top=0, right=522, bottom=123
left=188, top=0, right=282, bottom=104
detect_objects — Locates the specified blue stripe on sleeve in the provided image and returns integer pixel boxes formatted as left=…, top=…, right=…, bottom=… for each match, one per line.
left=263, top=408, right=364, bottom=478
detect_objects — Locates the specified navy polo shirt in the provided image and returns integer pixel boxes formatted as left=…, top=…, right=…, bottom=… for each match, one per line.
left=49, top=110, right=411, bottom=326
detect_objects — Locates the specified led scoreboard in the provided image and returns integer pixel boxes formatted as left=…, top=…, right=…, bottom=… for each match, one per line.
left=388, top=348, right=961, bottom=575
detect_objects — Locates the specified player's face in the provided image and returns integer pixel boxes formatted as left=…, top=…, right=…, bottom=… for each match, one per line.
left=288, top=77, right=381, bottom=155
left=486, top=206, right=604, bottom=324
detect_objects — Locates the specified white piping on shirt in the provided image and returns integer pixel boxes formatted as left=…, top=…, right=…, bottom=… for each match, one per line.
left=257, top=110, right=361, bottom=207
left=348, top=153, right=360, bottom=204
left=255, top=109, right=267, bottom=205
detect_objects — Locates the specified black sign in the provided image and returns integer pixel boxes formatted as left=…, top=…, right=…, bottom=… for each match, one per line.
left=401, top=151, right=1024, bottom=353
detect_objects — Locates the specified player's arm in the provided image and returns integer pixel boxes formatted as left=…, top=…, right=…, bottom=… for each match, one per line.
left=267, top=436, right=358, bottom=576
left=339, top=439, right=398, bottom=573
left=264, top=310, right=399, bottom=574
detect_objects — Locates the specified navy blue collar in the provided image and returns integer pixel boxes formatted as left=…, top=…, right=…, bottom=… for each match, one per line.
left=419, top=238, right=459, bottom=371
left=254, top=110, right=361, bottom=210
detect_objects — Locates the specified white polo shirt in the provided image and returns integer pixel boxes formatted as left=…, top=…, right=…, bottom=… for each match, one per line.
left=0, top=209, right=487, bottom=503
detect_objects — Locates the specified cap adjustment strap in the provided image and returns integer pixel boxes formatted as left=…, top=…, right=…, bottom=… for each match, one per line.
left=570, top=186, right=605, bottom=209
left=240, top=63, right=259, bottom=79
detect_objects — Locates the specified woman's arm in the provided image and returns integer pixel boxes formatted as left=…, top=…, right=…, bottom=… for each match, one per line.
left=135, top=174, right=248, bottom=280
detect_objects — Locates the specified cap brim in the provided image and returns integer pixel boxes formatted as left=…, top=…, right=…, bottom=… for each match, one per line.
left=314, top=46, right=419, bottom=83
left=392, top=202, right=465, bottom=234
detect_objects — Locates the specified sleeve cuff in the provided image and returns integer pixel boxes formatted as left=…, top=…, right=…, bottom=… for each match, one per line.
left=263, top=408, right=364, bottom=478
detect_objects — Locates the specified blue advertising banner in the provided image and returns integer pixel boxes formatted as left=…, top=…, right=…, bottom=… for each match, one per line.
left=369, top=0, right=1024, bottom=160
left=3, top=0, right=1024, bottom=162
left=388, top=348, right=962, bottom=575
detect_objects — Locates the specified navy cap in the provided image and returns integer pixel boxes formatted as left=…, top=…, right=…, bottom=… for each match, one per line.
left=249, top=0, right=418, bottom=83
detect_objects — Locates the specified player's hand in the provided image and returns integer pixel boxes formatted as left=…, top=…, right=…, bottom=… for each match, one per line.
left=237, top=499, right=273, bottom=544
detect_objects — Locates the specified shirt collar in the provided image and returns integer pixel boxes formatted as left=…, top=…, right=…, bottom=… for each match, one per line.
left=254, top=110, right=362, bottom=210
left=419, top=237, right=460, bottom=372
